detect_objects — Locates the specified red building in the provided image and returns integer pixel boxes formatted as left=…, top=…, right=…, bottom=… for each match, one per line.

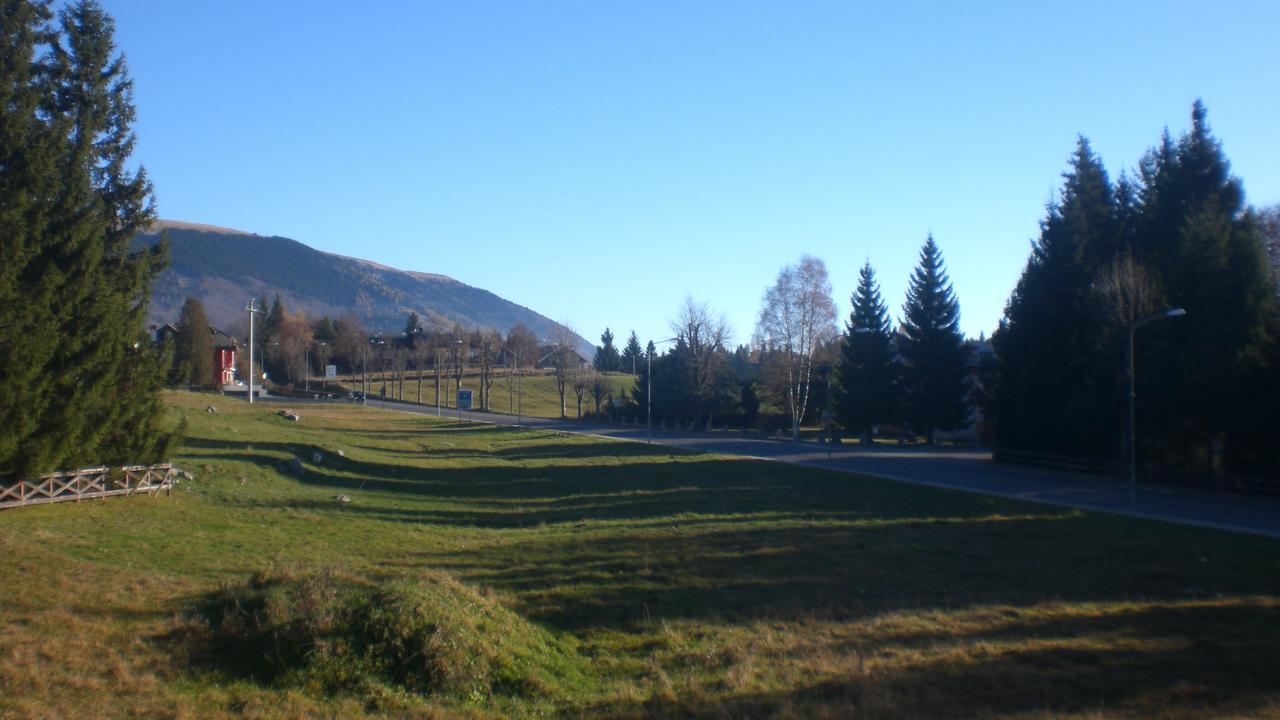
left=210, top=327, right=238, bottom=386
left=154, top=324, right=240, bottom=387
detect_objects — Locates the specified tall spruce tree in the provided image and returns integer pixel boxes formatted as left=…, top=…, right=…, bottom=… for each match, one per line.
left=0, top=0, right=170, bottom=478
left=899, top=236, right=968, bottom=442
left=836, top=261, right=898, bottom=441
left=593, top=327, right=622, bottom=372
left=991, top=102, right=1278, bottom=480
left=1132, top=102, right=1274, bottom=475
left=0, top=0, right=60, bottom=479
left=174, top=297, right=213, bottom=386
left=620, top=330, right=643, bottom=375
left=992, top=138, right=1123, bottom=457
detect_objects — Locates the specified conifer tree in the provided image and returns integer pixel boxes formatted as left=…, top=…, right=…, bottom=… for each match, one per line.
left=991, top=101, right=1278, bottom=479
left=1132, top=102, right=1273, bottom=473
left=899, top=236, right=968, bottom=442
left=992, top=138, right=1123, bottom=456
left=49, top=1, right=168, bottom=467
left=174, top=297, right=213, bottom=386
left=1, top=1, right=171, bottom=477
left=261, top=293, right=286, bottom=379
left=837, top=261, right=898, bottom=441
left=0, top=0, right=60, bottom=478
left=620, top=330, right=643, bottom=375
left=593, top=327, right=621, bottom=372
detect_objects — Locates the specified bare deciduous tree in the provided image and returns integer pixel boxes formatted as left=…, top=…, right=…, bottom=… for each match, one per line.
left=505, top=324, right=539, bottom=369
left=333, top=314, right=365, bottom=387
left=546, top=326, right=579, bottom=419
left=475, top=329, right=500, bottom=411
left=448, top=323, right=467, bottom=405
left=670, top=297, right=733, bottom=428
left=754, top=255, right=838, bottom=441
left=1094, top=253, right=1158, bottom=329
left=590, top=373, right=612, bottom=418
left=572, top=367, right=590, bottom=419
left=272, top=310, right=314, bottom=387
left=433, top=340, right=447, bottom=408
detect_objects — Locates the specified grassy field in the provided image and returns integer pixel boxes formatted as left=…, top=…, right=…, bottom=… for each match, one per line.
left=324, top=371, right=637, bottom=420
left=2, top=392, right=1278, bottom=718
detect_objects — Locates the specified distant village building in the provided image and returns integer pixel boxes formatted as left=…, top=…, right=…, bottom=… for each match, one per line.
left=534, top=344, right=591, bottom=370
left=210, top=328, right=238, bottom=386
left=153, top=324, right=239, bottom=387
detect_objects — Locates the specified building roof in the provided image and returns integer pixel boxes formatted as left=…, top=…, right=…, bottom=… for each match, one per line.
left=209, top=327, right=238, bottom=349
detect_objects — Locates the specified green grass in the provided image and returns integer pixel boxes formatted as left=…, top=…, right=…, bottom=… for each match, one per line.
left=1, top=391, right=1278, bottom=718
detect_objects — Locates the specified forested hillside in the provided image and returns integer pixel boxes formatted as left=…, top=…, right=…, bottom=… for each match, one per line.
left=135, top=221, right=589, bottom=352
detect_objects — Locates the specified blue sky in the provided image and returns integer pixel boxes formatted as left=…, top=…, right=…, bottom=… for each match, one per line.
left=103, top=1, right=1280, bottom=346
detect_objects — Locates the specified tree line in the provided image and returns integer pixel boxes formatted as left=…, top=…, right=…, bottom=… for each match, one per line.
left=5, top=1, right=1275, bottom=487
left=167, top=293, right=616, bottom=418
left=597, top=101, right=1280, bottom=484
left=992, top=103, right=1279, bottom=481
left=596, top=236, right=973, bottom=443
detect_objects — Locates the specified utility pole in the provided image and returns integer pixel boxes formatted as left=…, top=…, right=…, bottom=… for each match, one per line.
left=646, top=337, right=679, bottom=444
left=1127, top=307, right=1186, bottom=511
left=245, top=298, right=259, bottom=403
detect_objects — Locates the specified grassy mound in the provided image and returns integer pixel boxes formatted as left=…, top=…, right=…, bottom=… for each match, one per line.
left=202, top=566, right=585, bottom=703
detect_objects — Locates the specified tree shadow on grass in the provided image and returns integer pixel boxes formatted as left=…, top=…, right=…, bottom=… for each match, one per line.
left=400, top=512, right=1280, bottom=632
left=177, top=429, right=1280, bottom=639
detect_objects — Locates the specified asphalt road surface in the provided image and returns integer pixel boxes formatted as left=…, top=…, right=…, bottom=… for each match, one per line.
left=318, top=397, right=1280, bottom=540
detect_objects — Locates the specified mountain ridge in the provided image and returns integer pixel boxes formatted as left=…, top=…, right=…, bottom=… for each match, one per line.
left=137, top=221, right=591, bottom=355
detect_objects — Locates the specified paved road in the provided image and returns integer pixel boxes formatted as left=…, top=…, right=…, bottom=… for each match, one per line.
left=328, top=398, right=1280, bottom=539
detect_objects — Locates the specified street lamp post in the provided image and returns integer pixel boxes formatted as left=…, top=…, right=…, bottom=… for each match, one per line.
left=499, top=345, right=521, bottom=427
left=537, top=342, right=565, bottom=418
left=244, top=299, right=260, bottom=404
left=377, top=337, right=387, bottom=398
left=316, top=341, right=328, bottom=391
left=453, top=338, right=464, bottom=420
left=646, top=337, right=679, bottom=445
left=304, top=345, right=310, bottom=394
left=1127, top=307, right=1186, bottom=511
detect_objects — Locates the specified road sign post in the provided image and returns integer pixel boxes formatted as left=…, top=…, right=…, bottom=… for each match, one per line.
left=457, top=388, right=472, bottom=421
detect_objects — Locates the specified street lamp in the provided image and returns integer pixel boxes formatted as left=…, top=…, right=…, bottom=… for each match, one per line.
left=499, top=344, right=522, bottom=427
left=244, top=299, right=260, bottom=404
left=537, top=340, right=572, bottom=420
left=315, top=341, right=328, bottom=391
left=1127, top=307, right=1186, bottom=510
left=371, top=336, right=386, bottom=398
left=453, top=337, right=465, bottom=420
left=647, top=337, right=679, bottom=444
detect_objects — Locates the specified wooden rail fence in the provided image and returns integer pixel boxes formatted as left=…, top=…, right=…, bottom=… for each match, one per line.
left=0, top=463, right=176, bottom=510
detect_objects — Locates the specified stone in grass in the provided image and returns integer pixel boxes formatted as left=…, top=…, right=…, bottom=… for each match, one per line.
left=333, top=494, right=351, bottom=503
left=311, top=452, right=323, bottom=464
left=206, top=405, right=218, bottom=414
